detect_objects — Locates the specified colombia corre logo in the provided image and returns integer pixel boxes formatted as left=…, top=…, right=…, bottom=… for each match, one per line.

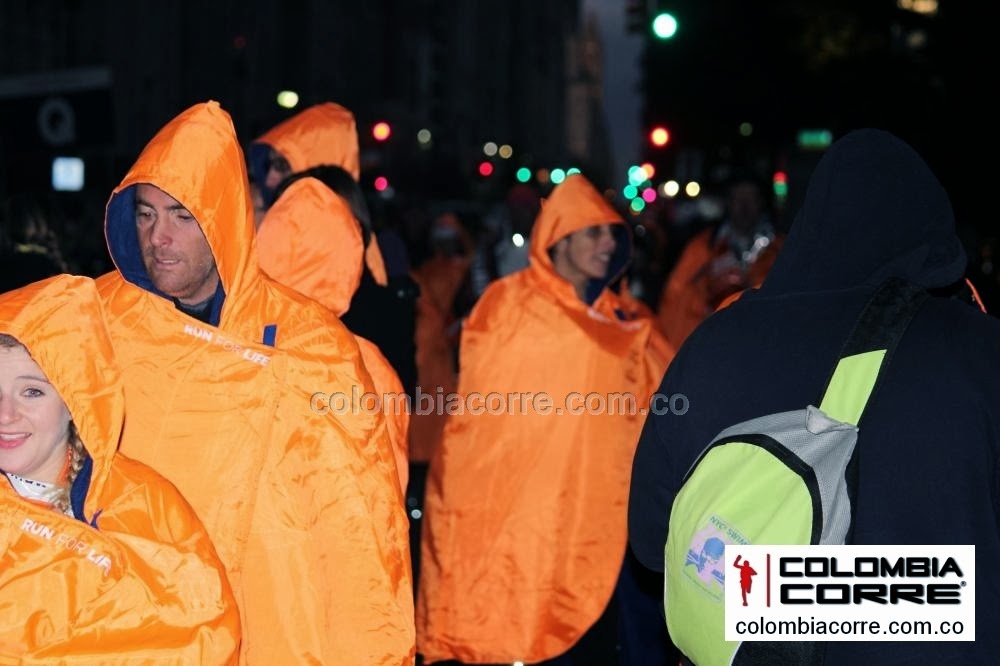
left=725, top=545, right=976, bottom=643
left=776, top=556, right=965, bottom=605
left=733, top=552, right=968, bottom=607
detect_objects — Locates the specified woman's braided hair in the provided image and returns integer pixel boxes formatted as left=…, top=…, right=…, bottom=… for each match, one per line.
left=0, top=334, right=86, bottom=516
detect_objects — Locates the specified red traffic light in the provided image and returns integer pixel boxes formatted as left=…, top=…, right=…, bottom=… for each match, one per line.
left=650, top=126, right=670, bottom=147
left=372, top=121, right=392, bottom=141
left=478, top=161, right=494, bottom=177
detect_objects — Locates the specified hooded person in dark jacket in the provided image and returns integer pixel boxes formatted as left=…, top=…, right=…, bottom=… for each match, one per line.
left=628, top=129, right=1000, bottom=663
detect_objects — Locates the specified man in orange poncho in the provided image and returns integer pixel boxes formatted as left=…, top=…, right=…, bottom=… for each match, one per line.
left=250, top=101, right=410, bottom=492
left=416, top=174, right=672, bottom=664
left=0, top=275, right=240, bottom=663
left=96, top=101, right=414, bottom=665
left=656, top=172, right=783, bottom=349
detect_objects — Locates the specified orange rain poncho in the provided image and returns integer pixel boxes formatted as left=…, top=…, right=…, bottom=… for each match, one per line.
left=656, top=225, right=782, bottom=349
left=417, top=175, right=672, bottom=663
left=96, top=102, right=414, bottom=665
left=254, top=103, right=407, bottom=491
left=0, top=275, right=239, bottom=663
left=409, top=214, right=474, bottom=464
left=252, top=101, right=361, bottom=185
left=251, top=102, right=387, bottom=284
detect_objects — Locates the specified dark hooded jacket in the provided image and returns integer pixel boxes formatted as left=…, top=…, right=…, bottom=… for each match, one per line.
left=629, top=129, right=1000, bottom=663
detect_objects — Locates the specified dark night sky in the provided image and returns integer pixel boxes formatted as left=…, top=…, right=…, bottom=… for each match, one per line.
left=635, top=0, right=995, bottom=235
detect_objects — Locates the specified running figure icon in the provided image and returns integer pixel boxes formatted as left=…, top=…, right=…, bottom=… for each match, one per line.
left=733, top=555, right=758, bottom=606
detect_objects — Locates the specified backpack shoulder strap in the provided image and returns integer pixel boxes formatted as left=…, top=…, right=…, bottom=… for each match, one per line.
left=818, top=278, right=928, bottom=426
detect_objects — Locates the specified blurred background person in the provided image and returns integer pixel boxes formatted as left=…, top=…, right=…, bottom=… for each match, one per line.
left=656, top=171, right=783, bottom=350
left=251, top=101, right=411, bottom=492
left=249, top=101, right=419, bottom=398
left=407, top=210, right=476, bottom=588
left=0, top=194, right=68, bottom=292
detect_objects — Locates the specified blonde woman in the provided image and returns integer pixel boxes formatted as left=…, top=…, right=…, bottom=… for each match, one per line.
left=0, top=274, right=239, bottom=663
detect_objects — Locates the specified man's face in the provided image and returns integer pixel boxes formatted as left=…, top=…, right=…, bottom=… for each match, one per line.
left=135, top=183, right=220, bottom=305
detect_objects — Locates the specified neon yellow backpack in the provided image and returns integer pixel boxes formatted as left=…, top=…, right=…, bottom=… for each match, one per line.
left=664, top=278, right=927, bottom=665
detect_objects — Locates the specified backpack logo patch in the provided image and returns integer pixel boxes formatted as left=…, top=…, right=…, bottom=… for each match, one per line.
left=684, top=515, right=750, bottom=600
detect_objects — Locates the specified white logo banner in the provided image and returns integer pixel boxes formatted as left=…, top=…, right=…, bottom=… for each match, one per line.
left=724, top=545, right=975, bottom=641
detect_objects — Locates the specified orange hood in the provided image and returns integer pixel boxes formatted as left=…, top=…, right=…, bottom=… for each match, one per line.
left=257, top=177, right=364, bottom=315
left=254, top=101, right=387, bottom=306
left=0, top=275, right=121, bottom=521
left=104, top=101, right=260, bottom=329
left=0, top=275, right=242, bottom=663
left=257, top=176, right=389, bottom=313
left=249, top=102, right=360, bottom=204
left=529, top=173, right=631, bottom=306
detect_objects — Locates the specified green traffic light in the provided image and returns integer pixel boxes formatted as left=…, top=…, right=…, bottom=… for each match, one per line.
left=652, top=12, right=678, bottom=39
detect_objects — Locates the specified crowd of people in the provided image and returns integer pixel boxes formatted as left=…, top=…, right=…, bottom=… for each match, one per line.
left=1, top=99, right=998, bottom=666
